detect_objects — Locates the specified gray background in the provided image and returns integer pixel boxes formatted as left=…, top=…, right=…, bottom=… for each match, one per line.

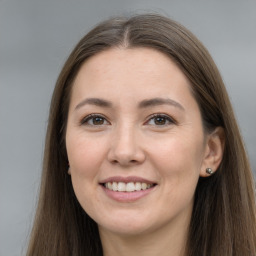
left=0, top=0, right=255, bottom=255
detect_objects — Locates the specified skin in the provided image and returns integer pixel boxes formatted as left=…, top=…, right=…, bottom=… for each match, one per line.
left=66, top=47, right=224, bottom=256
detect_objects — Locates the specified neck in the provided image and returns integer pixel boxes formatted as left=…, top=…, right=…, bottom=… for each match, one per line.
left=99, top=216, right=190, bottom=256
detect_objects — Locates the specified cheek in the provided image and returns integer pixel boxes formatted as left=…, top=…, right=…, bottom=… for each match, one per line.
left=66, top=133, right=107, bottom=184
left=147, top=133, right=205, bottom=180
left=150, top=135, right=204, bottom=207
left=66, top=135, right=105, bottom=211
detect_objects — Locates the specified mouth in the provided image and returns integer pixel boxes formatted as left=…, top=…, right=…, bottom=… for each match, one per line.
left=99, top=176, right=158, bottom=201
left=100, top=181, right=156, bottom=192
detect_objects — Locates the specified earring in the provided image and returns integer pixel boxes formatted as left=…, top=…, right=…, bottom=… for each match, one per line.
left=206, top=167, right=214, bottom=175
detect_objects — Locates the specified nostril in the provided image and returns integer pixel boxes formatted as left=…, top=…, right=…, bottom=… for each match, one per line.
left=110, top=158, right=138, bottom=165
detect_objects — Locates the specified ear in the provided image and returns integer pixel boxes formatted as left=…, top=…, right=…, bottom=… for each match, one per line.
left=200, top=127, right=225, bottom=177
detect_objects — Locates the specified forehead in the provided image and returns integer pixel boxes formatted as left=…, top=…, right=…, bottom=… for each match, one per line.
left=76, top=47, right=186, bottom=80
left=72, top=47, right=193, bottom=98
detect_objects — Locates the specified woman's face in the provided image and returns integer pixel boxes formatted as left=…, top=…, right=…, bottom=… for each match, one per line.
left=66, top=47, right=210, bottom=237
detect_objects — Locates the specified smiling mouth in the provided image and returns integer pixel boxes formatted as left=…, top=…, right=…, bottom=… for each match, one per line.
left=101, top=182, right=156, bottom=192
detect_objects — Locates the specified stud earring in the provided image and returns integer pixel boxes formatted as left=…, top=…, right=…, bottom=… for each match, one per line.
left=206, top=167, right=214, bottom=175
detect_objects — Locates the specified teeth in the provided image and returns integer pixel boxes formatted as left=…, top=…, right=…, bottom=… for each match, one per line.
left=107, top=182, right=112, bottom=190
left=117, top=182, right=126, bottom=192
left=126, top=182, right=135, bottom=192
left=112, top=182, right=118, bottom=191
left=135, top=182, right=141, bottom=191
left=141, top=183, right=147, bottom=190
left=104, top=181, right=154, bottom=192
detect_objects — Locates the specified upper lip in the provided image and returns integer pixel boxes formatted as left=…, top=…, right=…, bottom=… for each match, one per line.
left=100, top=176, right=157, bottom=184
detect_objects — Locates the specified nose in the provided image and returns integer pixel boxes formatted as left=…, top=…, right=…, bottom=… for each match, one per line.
left=107, top=124, right=146, bottom=166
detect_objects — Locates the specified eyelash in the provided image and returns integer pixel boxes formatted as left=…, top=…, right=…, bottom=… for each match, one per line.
left=145, top=114, right=176, bottom=126
left=80, top=114, right=110, bottom=126
left=80, top=113, right=176, bottom=127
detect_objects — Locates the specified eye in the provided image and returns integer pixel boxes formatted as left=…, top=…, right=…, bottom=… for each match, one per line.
left=146, top=114, right=176, bottom=126
left=81, top=114, right=110, bottom=126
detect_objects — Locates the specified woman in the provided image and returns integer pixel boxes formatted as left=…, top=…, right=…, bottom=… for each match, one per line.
left=26, top=14, right=256, bottom=256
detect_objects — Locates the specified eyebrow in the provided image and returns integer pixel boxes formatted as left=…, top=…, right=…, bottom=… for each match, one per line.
left=138, top=98, right=185, bottom=111
left=75, top=98, right=112, bottom=110
left=75, top=97, right=184, bottom=111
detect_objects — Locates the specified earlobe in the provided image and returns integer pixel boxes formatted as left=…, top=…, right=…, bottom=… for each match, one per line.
left=200, top=127, right=225, bottom=177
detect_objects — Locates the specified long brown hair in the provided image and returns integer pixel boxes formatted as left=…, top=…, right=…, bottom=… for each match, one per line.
left=26, top=14, right=256, bottom=256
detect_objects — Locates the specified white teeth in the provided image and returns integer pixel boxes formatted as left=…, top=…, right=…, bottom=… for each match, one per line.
left=141, top=183, right=147, bottom=190
left=135, top=182, right=141, bottom=191
left=106, top=182, right=112, bottom=190
left=117, top=182, right=126, bottom=192
left=126, top=182, right=135, bottom=192
left=112, top=182, right=118, bottom=191
left=104, top=181, right=154, bottom=192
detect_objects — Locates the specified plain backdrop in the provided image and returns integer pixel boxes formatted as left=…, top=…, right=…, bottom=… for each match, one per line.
left=0, top=0, right=256, bottom=255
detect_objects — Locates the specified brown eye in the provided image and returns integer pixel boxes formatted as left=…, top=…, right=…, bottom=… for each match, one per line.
left=92, top=117, right=105, bottom=125
left=154, top=116, right=167, bottom=125
left=81, top=114, right=110, bottom=126
left=146, top=114, right=175, bottom=126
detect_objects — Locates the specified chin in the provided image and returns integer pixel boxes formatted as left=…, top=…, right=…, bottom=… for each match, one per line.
left=99, top=223, right=151, bottom=237
left=97, top=213, right=158, bottom=237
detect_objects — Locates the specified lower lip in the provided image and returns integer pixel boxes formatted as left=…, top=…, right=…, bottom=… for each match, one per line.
left=101, top=185, right=156, bottom=202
